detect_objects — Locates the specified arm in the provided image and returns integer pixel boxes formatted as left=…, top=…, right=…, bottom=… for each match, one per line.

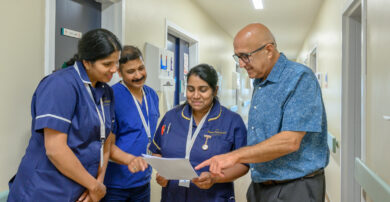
left=196, top=131, right=305, bottom=177
left=234, top=131, right=305, bottom=164
left=109, top=133, right=148, bottom=172
left=214, top=163, right=248, bottom=183
left=44, top=128, right=105, bottom=201
left=96, top=132, right=114, bottom=183
left=79, top=132, right=114, bottom=202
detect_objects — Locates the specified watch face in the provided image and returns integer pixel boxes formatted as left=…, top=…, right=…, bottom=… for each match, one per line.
left=202, top=144, right=208, bottom=150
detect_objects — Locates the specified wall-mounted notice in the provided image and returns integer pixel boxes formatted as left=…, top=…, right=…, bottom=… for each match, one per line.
left=61, top=28, right=82, bottom=39
left=183, top=53, right=189, bottom=75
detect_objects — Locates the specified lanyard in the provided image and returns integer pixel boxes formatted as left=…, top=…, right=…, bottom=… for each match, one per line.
left=74, top=63, right=106, bottom=167
left=121, top=81, right=151, bottom=153
left=179, top=104, right=212, bottom=187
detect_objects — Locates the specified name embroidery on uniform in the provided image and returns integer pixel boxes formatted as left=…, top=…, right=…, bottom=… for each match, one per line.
left=207, top=129, right=227, bottom=135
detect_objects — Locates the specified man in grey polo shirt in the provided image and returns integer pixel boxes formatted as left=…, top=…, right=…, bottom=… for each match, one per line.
left=196, top=23, right=329, bottom=202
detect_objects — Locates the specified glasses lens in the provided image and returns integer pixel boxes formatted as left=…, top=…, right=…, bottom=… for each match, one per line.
left=233, top=54, right=250, bottom=64
left=233, top=55, right=240, bottom=63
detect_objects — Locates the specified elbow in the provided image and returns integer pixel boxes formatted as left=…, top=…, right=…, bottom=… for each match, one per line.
left=45, top=142, right=62, bottom=160
left=45, top=146, right=58, bottom=160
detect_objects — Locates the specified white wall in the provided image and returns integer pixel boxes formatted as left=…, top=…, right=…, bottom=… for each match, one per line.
left=0, top=0, right=46, bottom=191
left=123, top=0, right=238, bottom=109
left=365, top=0, right=390, bottom=200
left=296, top=0, right=343, bottom=201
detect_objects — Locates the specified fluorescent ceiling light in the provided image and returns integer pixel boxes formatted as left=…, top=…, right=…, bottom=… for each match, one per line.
left=252, top=0, right=264, bottom=9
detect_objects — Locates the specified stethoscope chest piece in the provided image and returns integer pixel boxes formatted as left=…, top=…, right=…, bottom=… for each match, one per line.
left=202, top=134, right=212, bottom=151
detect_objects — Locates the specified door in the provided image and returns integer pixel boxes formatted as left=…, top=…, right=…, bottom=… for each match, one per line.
left=167, top=34, right=190, bottom=106
left=55, top=0, right=101, bottom=70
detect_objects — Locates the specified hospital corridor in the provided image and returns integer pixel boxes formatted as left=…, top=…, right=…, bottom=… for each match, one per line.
left=0, top=0, right=389, bottom=201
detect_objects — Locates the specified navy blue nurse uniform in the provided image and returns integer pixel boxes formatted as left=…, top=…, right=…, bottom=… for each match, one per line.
left=149, top=100, right=247, bottom=202
left=104, top=83, right=159, bottom=189
left=8, top=61, right=115, bottom=202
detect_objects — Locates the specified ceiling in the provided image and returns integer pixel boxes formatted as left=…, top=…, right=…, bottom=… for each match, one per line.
left=191, top=0, right=324, bottom=60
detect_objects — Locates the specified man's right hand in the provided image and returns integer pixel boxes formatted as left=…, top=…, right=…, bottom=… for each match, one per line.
left=195, top=152, right=239, bottom=177
left=156, top=173, right=168, bottom=187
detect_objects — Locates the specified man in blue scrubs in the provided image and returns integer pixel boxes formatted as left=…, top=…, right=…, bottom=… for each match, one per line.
left=196, top=23, right=329, bottom=202
left=103, top=46, right=159, bottom=202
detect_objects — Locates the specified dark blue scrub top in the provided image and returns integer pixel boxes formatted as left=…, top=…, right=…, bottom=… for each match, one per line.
left=149, top=100, right=247, bottom=202
left=8, top=61, right=115, bottom=202
left=104, top=83, right=159, bottom=189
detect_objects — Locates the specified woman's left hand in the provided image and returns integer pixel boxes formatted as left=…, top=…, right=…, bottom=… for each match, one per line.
left=192, top=172, right=216, bottom=189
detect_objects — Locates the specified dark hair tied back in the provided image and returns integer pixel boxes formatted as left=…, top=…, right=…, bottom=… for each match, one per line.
left=65, top=54, right=80, bottom=67
left=65, top=28, right=122, bottom=67
left=187, top=63, right=219, bottom=93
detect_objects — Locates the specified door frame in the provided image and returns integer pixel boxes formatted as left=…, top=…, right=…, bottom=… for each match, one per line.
left=165, top=19, right=199, bottom=69
left=341, top=0, right=367, bottom=201
left=44, top=0, right=125, bottom=76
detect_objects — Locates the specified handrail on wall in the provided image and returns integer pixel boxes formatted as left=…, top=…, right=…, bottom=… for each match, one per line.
left=0, top=190, right=8, bottom=202
left=355, top=158, right=390, bottom=201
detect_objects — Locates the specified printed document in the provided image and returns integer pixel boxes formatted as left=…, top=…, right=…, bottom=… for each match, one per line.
left=142, top=154, right=199, bottom=180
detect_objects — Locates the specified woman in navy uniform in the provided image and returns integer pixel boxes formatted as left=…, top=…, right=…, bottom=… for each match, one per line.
left=8, top=29, right=121, bottom=202
left=149, top=64, right=249, bottom=202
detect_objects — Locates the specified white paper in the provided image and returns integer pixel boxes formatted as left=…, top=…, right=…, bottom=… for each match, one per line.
left=142, top=154, right=198, bottom=180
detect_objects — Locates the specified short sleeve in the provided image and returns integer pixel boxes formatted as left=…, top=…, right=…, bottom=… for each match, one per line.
left=109, top=87, right=117, bottom=134
left=281, top=72, right=324, bottom=133
left=148, top=115, right=166, bottom=154
left=34, top=76, right=76, bottom=134
left=232, top=115, right=247, bottom=150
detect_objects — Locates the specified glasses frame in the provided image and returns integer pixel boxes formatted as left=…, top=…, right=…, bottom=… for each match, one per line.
left=233, top=42, right=274, bottom=64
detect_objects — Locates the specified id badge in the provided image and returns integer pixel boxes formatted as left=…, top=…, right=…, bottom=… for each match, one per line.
left=178, top=180, right=190, bottom=188
left=100, top=139, right=105, bottom=167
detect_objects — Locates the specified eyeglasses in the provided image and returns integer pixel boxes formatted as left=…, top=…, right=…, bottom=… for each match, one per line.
left=232, top=42, right=273, bottom=64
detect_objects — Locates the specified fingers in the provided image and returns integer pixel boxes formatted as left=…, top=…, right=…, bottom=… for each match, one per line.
left=192, top=172, right=214, bottom=190
left=195, top=159, right=211, bottom=170
left=156, top=173, right=168, bottom=187
left=77, top=190, right=88, bottom=201
left=208, top=158, right=226, bottom=178
left=81, top=194, right=92, bottom=202
left=195, top=157, right=226, bottom=178
left=193, top=172, right=208, bottom=182
left=128, top=157, right=149, bottom=173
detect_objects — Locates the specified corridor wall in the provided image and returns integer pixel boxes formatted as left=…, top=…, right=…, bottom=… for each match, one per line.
left=0, top=0, right=46, bottom=191
left=123, top=0, right=238, bottom=109
left=365, top=0, right=390, bottom=201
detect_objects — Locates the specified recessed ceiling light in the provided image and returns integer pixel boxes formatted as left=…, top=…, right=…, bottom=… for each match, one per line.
left=252, top=0, right=264, bottom=9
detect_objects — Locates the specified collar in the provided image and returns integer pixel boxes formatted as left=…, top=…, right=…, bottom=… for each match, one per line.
left=73, top=61, right=106, bottom=104
left=254, top=52, right=287, bottom=86
left=73, top=61, right=92, bottom=84
left=181, top=99, right=222, bottom=122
